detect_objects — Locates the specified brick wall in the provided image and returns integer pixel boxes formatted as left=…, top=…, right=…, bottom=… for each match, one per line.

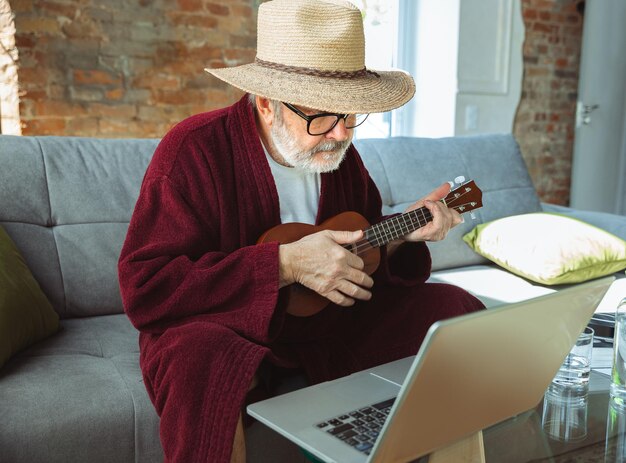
left=12, top=0, right=259, bottom=137
left=514, top=0, right=584, bottom=205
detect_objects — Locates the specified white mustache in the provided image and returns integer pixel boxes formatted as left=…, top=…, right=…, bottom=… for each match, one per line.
left=310, top=139, right=351, bottom=155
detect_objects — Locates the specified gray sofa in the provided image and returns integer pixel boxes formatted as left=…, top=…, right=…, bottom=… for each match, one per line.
left=1, top=133, right=624, bottom=462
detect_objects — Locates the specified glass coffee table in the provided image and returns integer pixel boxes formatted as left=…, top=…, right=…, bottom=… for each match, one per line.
left=481, top=370, right=626, bottom=462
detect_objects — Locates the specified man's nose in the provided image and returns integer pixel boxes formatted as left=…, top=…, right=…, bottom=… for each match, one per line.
left=325, top=118, right=351, bottom=141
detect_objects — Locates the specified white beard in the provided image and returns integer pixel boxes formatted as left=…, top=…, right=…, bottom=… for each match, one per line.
left=270, top=119, right=352, bottom=174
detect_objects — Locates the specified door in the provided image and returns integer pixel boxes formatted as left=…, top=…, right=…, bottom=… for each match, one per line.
left=570, top=0, right=626, bottom=214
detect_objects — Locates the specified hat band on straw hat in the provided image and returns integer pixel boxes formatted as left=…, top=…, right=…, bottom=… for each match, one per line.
left=255, top=58, right=380, bottom=80
left=204, top=0, right=416, bottom=114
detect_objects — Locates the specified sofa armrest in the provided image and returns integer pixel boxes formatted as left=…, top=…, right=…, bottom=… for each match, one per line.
left=541, top=203, right=626, bottom=241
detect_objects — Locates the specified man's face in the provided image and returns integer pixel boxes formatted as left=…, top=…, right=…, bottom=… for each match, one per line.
left=269, top=103, right=353, bottom=174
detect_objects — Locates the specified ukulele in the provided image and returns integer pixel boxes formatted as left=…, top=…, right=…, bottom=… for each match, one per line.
left=258, top=179, right=483, bottom=317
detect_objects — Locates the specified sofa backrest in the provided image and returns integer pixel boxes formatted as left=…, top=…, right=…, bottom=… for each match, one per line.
left=0, top=135, right=157, bottom=318
left=354, top=134, right=542, bottom=271
left=0, top=133, right=540, bottom=319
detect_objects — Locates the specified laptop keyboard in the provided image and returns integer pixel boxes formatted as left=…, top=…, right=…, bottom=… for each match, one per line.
left=315, top=397, right=395, bottom=455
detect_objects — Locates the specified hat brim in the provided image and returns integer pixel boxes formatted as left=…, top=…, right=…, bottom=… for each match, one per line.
left=204, top=63, right=415, bottom=114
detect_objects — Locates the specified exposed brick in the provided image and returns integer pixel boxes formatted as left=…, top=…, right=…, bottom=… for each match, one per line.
left=177, top=0, right=202, bottom=11
left=67, top=117, right=100, bottom=134
left=90, top=103, right=137, bottom=118
left=133, top=74, right=180, bottom=90
left=14, top=33, right=35, bottom=48
left=231, top=5, right=253, bottom=18
left=74, top=69, right=122, bottom=86
left=231, top=33, right=256, bottom=48
left=526, top=66, right=549, bottom=77
left=206, top=3, right=229, bottom=16
left=35, top=100, right=88, bottom=117
left=98, top=118, right=137, bottom=136
left=38, top=1, right=78, bottom=19
left=538, top=11, right=551, bottom=22
left=151, top=88, right=211, bottom=105
left=84, top=6, right=113, bottom=22
left=515, top=0, right=583, bottom=206
left=15, top=16, right=61, bottom=35
left=15, top=66, right=41, bottom=84
left=130, top=24, right=161, bottom=42
left=48, top=84, right=67, bottom=99
left=105, top=88, right=125, bottom=100
left=70, top=86, right=105, bottom=102
left=554, top=69, right=577, bottom=79
left=171, top=43, right=222, bottom=62
left=10, top=0, right=34, bottom=13
left=167, top=12, right=219, bottom=29
left=555, top=57, right=568, bottom=68
left=223, top=48, right=255, bottom=63
left=22, top=118, right=67, bottom=135
left=532, top=22, right=558, bottom=34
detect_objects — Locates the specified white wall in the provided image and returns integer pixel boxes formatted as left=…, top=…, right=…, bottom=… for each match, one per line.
left=455, top=0, right=524, bottom=136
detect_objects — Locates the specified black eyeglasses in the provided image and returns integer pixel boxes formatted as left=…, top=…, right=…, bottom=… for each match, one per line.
left=282, top=102, right=369, bottom=136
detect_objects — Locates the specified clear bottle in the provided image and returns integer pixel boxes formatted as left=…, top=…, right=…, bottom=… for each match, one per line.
left=610, top=298, right=626, bottom=403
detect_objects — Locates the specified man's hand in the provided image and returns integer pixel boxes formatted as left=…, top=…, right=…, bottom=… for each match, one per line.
left=402, top=182, right=463, bottom=243
left=278, top=230, right=373, bottom=307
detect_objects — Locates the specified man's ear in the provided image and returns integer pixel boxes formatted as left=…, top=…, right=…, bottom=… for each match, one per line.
left=255, top=96, right=275, bottom=127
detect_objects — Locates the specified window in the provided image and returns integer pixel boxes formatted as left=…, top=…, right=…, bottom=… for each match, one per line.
left=354, top=0, right=460, bottom=140
left=352, top=0, right=398, bottom=139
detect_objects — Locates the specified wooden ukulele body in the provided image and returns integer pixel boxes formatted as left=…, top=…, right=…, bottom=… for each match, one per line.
left=257, top=211, right=380, bottom=317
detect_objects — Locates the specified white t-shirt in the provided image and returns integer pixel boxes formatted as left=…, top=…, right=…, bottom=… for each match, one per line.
left=265, top=150, right=321, bottom=224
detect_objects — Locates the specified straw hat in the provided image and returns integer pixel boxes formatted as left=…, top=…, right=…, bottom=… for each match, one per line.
left=204, top=0, right=415, bottom=114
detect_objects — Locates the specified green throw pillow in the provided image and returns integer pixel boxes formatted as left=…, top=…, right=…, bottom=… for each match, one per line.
left=463, top=212, right=626, bottom=285
left=0, top=225, right=59, bottom=368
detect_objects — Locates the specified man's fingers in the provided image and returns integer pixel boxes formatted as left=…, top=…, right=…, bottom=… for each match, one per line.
left=327, top=229, right=363, bottom=244
left=345, top=251, right=366, bottom=271
left=326, top=281, right=372, bottom=307
left=326, top=290, right=355, bottom=307
left=423, top=200, right=451, bottom=241
left=347, top=268, right=374, bottom=288
left=338, top=282, right=371, bottom=302
left=423, top=182, right=451, bottom=202
left=451, top=209, right=464, bottom=226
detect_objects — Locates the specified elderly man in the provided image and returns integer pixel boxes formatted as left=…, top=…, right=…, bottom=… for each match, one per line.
left=118, top=0, right=484, bottom=462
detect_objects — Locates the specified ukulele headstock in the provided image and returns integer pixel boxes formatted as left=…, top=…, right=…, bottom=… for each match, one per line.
left=444, top=179, right=483, bottom=219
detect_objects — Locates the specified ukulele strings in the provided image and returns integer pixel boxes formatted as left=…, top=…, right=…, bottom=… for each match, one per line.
left=348, top=198, right=476, bottom=256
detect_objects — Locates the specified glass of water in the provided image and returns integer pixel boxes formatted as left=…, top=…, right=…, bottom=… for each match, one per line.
left=554, top=327, right=594, bottom=387
left=542, top=381, right=589, bottom=442
left=610, top=298, right=626, bottom=403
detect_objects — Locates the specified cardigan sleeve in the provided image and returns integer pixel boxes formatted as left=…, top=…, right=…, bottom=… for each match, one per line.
left=118, top=175, right=282, bottom=339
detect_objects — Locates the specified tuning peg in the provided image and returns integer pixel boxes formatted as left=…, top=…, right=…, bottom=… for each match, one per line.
left=447, top=180, right=454, bottom=188
left=454, top=176, right=466, bottom=185
left=470, top=212, right=477, bottom=220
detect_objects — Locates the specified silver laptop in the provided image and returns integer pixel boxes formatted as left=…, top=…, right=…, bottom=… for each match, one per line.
left=247, top=276, right=614, bottom=463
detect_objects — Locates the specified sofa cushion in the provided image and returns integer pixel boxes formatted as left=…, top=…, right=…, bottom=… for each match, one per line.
left=463, top=213, right=626, bottom=285
left=0, top=135, right=158, bottom=318
left=0, top=225, right=59, bottom=369
left=354, top=134, right=542, bottom=271
left=0, top=314, right=163, bottom=463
